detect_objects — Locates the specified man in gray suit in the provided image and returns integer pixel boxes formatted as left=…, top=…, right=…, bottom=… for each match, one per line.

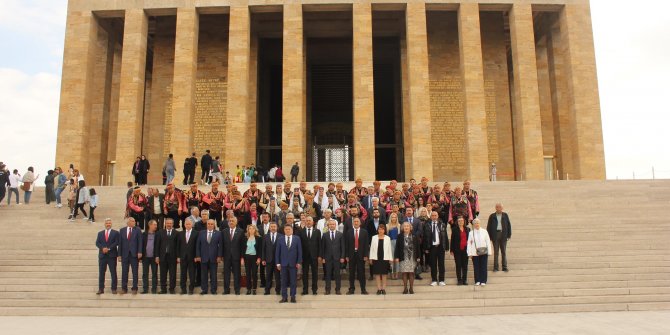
left=320, top=219, right=345, bottom=295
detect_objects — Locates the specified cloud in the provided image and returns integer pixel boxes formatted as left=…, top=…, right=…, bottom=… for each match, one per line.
left=0, top=68, right=60, bottom=184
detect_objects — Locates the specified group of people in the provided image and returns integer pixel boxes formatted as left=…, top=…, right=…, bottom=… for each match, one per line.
left=150, top=150, right=302, bottom=187
left=99, top=177, right=512, bottom=303
left=0, top=163, right=39, bottom=205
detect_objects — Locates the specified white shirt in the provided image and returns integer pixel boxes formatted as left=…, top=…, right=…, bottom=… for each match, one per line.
left=186, top=229, right=192, bottom=242
left=8, top=174, right=20, bottom=188
left=317, top=218, right=328, bottom=232
left=262, top=223, right=270, bottom=234
left=153, top=197, right=161, bottom=214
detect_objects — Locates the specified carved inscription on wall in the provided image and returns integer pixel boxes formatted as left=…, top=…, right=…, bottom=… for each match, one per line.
left=162, top=84, right=174, bottom=157
left=194, top=77, right=227, bottom=155
left=430, top=75, right=466, bottom=180
left=484, top=79, right=499, bottom=165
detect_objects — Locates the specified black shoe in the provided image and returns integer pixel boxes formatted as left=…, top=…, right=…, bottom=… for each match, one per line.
left=264, top=291, right=270, bottom=296
left=415, top=275, right=422, bottom=280
left=462, top=281, right=468, bottom=286
left=140, top=290, right=148, bottom=294
left=188, top=290, right=194, bottom=295
left=290, top=297, right=296, bottom=303
left=336, top=290, right=342, bottom=295
left=403, top=288, right=408, bottom=294
left=382, top=290, right=386, bottom=295
left=96, top=290, right=104, bottom=295
left=409, top=288, right=414, bottom=294
left=312, top=291, right=317, bottom=296
left=346, top=290, right=354, bottom=295
left=169, top=289, right=176, bottom=295
left=180, top=290, right=187, bottom=295
left=493, top=268, right=499, bottom=272
left=361, top=291, right=369, bottom=295
left=151, top=288, right=157, bottom=294
left=211, top=291, right=217, bottom=295
left=246, top=289, right=252, bottom=295
left=223, top=290, right=231, bottom=295
left=158, top=290, right=167, bottom=295
left=301, top=291, right=308, bottom=296
left=376, top=290, right=382, bottom=295
left=325, top=290, right=331, bottom=295
left=503, top=268, right=509, bottom=272
left=279, top=298, right=288, bottom=303
left=200, top=291, right=208, bottom=295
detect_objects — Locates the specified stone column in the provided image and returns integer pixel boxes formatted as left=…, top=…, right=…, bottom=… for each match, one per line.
left=404, top=2, right=433, bottom=180
left=353, top=2, right=376, bottom=181
left=170, top=8, right=199, bottom=167
left=225, top=5, right=251, bottom=172
left=508, top=4, right=544, bottom=180
left=55, top=11, right=99, bottom=177
left=113, top=9, right=148, bottom=185
left=282, top=2, right=306, bottom=180
left=458, top=3, right=490, bottom=181
left=559, top=4, right=606, bottom=179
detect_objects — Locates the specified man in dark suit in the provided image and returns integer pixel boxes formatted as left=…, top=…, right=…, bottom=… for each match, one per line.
left=200, top=150, right=212, bottom=185
left=196, top=219, right=222, bottom=294
left=96, top=218, right=119, bottom=294
left=299, top=217, right=321, bottom=295
left=320, top=218, right=345, bottom=295
left=345, top=217, right=369, bottom=295
left=147, top=188, right=165, bottom=230
left=276, top=224, right=302, bottom=303
left=423, top=211, right=449, bottom=286
left=141, top=220, right=159, bottom=294
left=156, top=218, right=179, bottom=294
left=261, top=221, right=281, bottom=295
left=257, top=212, right=271, bottom=288
left=487, top=203, right=512, bottom=272
left=178, top=218, right=198, bottom=294
left=118, top=217, right=143, bottom=294
left=221, top=216, right=245, bottom=295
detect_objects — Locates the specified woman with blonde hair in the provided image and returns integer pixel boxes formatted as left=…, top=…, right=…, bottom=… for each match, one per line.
left=242, top=224, right=262, bottom=295
left=394, top=222, right=421, bottom=294
left=387, top=212, right=401, bottom=279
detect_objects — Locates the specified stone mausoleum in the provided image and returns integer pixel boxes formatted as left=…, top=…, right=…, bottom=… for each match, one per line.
left=55, top=0, right=605, bottom=185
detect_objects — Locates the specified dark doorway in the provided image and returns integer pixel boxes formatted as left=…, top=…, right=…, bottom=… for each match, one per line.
left=306, top=37, right=354, bottom=181
left=256, top=38, right=283, bottom=170
left=373, top=37, right=404, bottom=181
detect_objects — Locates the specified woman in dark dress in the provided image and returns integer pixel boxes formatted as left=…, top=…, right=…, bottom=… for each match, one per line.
left=369, top=224, right=393, bottom=295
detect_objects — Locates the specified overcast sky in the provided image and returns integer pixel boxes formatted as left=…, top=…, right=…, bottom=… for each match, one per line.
left=0, top=0, right=668, bottom=183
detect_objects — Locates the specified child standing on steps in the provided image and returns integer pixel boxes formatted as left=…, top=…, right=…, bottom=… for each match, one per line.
left=88, top=188, right=98, bottom=223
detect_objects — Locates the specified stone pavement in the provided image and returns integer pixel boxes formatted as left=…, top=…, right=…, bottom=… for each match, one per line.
left=3, top=311, right=670, bottom=335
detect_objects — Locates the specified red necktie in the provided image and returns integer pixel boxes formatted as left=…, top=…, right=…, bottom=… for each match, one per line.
left=127, top=228, right=131, bottom=240
left=355, top=229, right=359, bottom=250
left=105, top=230, right=109, bottom=242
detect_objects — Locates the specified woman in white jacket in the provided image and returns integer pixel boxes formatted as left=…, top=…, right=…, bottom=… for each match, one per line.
left=467, top=218, right=493, bottom=286
left=369, top=224, right=394, bottom=295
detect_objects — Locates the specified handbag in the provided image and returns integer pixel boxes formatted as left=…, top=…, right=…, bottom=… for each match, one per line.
left=473, top=230, right=488, bottom=256
left=21, top=182, right=31, bottom=191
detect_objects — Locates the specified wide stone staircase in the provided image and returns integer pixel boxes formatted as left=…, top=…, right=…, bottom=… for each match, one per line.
left=0, top=180, right=669, bottom=317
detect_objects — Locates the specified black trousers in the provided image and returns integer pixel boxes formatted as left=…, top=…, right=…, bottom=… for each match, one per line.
left=429, top=245, right=446, bottom=282
left=142, top=256, right=158, bottom=292
left=453, top=250, right=469, bottom=282
left=159, top=255, right=177, bottom=291
left=166, top=210, right=181, bottom=230
left=291, top=175, right=298, bottom=182
left=265, top=261, right=280, bottom=294
left=139, top=173, right=148, bottom=185
left=201, top=261, right=218, bottom=293
left=302, top=257, right=319, bottom=293
left=473, top=255, right=488, bottom=284
left=200, top=168, right=210, bottom=184
left=121, top=256, right=139, bottom=290
left=259, top=262, right=266, bottom=287
left=45, top=184, right=55, bottom=204
left=324, top=259, right=341, bottom=291
left=89, top=206, right=96, bottom=221
left=0, top=184, right=6, bottom=204
left=244, top=255, right=258, bottom=290
left=223, top=259, right=241, bottom=293
left=348, top=251, right=366, bottom=292
left=73, top=203, right=87, bottom=218
left=210, top=211, right=222, bottom=228
left=98, top=256, right=117, bottom=291
left=180, top=259, right=197, bottom=291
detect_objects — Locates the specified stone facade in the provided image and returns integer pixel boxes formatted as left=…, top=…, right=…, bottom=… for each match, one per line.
left=56, top=0, right=606, bottom=185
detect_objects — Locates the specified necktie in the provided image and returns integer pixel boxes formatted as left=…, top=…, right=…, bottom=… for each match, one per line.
left=127, top=228, right=131, bottom=240
left=186, top=230, right=190, bottom=243
left=272, top=233, right=275, bottom=244
left=355, top=229, right=359, bottom=250
left=331, top=231, right=334, bottom=240
left=432, top=223, right=437, bottom=243
left=207, top=231, right=212, bottom=243
left=230, top=229, right=234, bottom=241
left=168, top=230, right=171, bottom=237
left=308, top=228, right=311, bottom=239
left=287, top=236, right=291, bottom=249
left=105, top=230, right=109, bottom=242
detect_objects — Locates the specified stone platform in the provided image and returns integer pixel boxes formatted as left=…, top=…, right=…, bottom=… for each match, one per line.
left=0, top=180, right=669, bottom=318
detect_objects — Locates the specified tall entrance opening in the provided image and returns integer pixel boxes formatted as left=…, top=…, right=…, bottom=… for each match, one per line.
left=305, top=10, right=353, bottom=182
